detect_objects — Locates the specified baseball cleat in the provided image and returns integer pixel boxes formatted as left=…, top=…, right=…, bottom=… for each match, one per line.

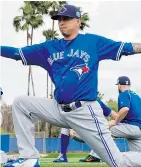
left=79, top=155, right=101, bottom=162
left=3, top=158, right=40, bottom=167
left=53, top=155, right=68, bottom=163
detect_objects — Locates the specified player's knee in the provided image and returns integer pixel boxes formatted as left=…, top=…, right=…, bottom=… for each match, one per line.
left=110, top=126, right=117, bottom=136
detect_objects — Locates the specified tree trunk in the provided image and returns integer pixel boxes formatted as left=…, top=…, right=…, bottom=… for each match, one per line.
left=30, top=27, right=35, bottom=96
left=50, top=20, right=55, bottom=97
left=48, top=123, right=52, bottom=138
left=27, top=28, right=31, bottom=96
left=47, top=18, right=56, bottom=137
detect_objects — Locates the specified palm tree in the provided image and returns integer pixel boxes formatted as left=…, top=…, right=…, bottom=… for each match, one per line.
left=46, top=1, right=67, bottom=97
left=80, top=11, right=90, bottom=30
left=43, top=29, right=59, bottom=40
left=13, top=2, right=44, bottom=96
left=42, top=29, right=59, bottom=98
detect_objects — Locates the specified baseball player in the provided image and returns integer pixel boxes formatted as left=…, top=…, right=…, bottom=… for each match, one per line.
left=80, top=76, right=141, bottom=162
left=53, top=99, right=118, bottom=163
left=109, top=76, right=141, bottom=152
left=1, top=4, right=141, bottom=167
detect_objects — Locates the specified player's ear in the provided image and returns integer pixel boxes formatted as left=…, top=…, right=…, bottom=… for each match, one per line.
left=77, top=19, right=81, bottom=27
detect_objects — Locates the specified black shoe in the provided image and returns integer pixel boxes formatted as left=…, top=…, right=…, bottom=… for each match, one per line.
left=79, top=155, right=101, bottom=162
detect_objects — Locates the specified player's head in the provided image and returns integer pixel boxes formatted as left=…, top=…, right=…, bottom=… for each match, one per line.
left=51, top=5, right=81, bottom=38
left=115, top=76, right=131, bottom=93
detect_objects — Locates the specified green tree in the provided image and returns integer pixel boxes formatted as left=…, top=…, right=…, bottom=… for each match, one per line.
left=107, top=99, right=118, bottom=112
left=13, top=1, right=44, bottom=96
left=79, top=9, right=89, bottom=30
left=43, top=29, right=59, bottom=40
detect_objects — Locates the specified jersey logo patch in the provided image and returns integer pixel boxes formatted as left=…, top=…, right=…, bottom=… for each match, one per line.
left=70, top=63, right=90, bottom=79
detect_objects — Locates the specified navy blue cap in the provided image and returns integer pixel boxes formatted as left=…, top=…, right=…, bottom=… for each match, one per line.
left=51, top=5, right=81, bottom=20
left=0, top=87, right=3, bottom=95
left=116, top=76, right=131, bottom=85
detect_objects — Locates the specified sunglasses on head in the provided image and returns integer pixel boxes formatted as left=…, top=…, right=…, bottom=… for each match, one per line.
left=58, top=16, right=74, bottom=21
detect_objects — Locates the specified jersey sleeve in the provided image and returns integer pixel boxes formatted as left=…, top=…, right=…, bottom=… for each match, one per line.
left=96, top=35, right=133, bottom=61
left=97, top=99, right=112, bottom=117
left=1, top=46, right=21, bottom=61
left=118, top=92, right=131, bottom=110
left=19, top=41, right=50, bottom=67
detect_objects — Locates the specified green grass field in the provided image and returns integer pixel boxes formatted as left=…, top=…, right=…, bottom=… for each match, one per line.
left=1, top=153, right=109, bottom=167
left=40, top=153, right=109, bottom=167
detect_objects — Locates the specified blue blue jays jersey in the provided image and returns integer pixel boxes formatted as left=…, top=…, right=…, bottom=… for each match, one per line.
left=97, top=99, right=112, bottom=117
left=118, top=90, right=141, bottom=128
left=1, top=34, right=133, bottom=103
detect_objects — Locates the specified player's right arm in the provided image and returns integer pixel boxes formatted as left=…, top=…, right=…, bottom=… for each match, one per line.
left=1, top=46, right=21, bottom=60
left=97, top=99, right=118, bottom=119
left=69, top=129, right=76, bottom=138
left=1, top=42, right=50, bottom=69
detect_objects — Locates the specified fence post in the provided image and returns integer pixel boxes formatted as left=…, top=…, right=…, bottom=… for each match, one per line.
left=43, top=131, right=46, bottom=153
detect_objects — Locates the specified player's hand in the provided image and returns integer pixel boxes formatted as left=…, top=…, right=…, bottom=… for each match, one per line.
left=108, top=120, right=116, bottom=128
left=69, top=129, right=76, bottom=138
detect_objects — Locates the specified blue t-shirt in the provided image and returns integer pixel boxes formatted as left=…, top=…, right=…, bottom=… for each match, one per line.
left=1, top=33, right=133, bottom=103
left=97, top=99, right=112, bottom=117
left=118, top=90, right=141, bottom=128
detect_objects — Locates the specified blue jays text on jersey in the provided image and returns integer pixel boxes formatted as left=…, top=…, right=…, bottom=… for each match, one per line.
left=47, top=49, right=90, bottom=66
left=118, top=90, right=141, bottom=128
left=1, top=33, right=134, bottom=103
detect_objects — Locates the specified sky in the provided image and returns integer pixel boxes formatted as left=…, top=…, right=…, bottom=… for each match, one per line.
left=0, top=0, right=141, bottom=104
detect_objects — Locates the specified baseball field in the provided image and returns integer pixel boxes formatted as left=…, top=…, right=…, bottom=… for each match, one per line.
left=1, top=153, right=109, bottom=167
left=40, top=153, right=109, bottom=167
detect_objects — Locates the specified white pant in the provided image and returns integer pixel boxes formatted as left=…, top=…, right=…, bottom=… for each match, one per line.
left=111, top=123, right=141, bottom=152
left=12, top=96, right=141, bottom=167
left=0, top=150, right=8, bottom=164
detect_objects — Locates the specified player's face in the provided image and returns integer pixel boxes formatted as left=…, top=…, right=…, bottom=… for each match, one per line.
left=58, top=16, right=80, bottom=37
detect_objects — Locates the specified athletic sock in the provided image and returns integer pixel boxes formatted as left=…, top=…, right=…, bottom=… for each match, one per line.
left=61, top=133, right=69, bottom=157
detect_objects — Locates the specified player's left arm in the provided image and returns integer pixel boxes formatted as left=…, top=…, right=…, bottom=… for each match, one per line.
left=132, top=43, right=141, bottom=54
left=96, top=35, right=141, bottom=61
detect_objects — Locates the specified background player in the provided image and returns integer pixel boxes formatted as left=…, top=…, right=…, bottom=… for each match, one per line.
left=1, top=4, right=141, bottom=167
left=80, top=77, right=141, bottom=162
left=109, top=76, right=141, bottom=151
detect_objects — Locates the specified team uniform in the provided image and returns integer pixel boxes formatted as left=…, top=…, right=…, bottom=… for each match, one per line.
left=1, top=4, right=141, bottom=167
left=2, top=33, right=141, bottom=167
left=111, top=90, right=141, bottom=152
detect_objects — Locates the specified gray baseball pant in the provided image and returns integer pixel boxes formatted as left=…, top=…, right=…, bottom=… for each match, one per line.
left=110, top=123, right=141, bottom=152
left=12, top=96, right=141, bottom=167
